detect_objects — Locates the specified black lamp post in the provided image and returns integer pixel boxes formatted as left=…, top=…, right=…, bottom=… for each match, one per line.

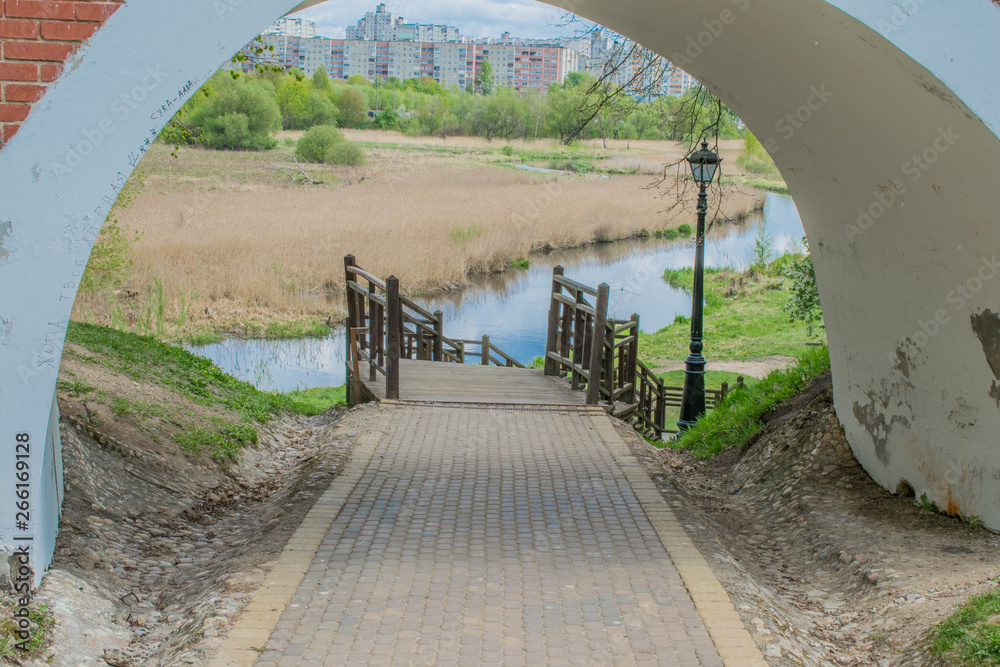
left=678, top=140, right=722, bottom=432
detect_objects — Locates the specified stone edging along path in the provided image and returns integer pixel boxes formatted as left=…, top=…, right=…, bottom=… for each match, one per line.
left=209, top=404, right=765, bottom=666
left=208, top=409, right=394, bottom=666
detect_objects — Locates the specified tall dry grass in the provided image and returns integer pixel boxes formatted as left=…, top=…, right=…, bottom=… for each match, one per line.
left=73, top=139, right=764, bottom=334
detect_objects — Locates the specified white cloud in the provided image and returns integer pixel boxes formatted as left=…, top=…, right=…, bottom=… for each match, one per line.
left=291, top=0, right=584, bottom=40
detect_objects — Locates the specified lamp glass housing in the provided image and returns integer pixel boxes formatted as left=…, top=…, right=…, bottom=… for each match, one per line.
left=687, top=141, right=722, bottom=185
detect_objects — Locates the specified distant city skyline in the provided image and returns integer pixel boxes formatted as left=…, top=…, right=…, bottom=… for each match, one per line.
left=291, top=0, right=588, bottom=41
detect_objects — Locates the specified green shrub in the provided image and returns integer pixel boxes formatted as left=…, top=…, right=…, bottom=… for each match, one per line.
left=324, top=141, right=368, bottom=166
left=295, top=125, right=345, bottom=163
left=501, top=144, right=515, bottom=157
left=187, top=78, right=281, bottom=151
left=677, top=223, right=693, bottom=237
left=375, top=108, right=399, bottom=130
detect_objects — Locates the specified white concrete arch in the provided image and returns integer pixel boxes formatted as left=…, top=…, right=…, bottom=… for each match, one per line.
left=1, top=0, right=999, bottom=578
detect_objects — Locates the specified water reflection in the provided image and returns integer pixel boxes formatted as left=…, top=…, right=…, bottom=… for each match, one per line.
left=189, top=193, right=804, bottom=392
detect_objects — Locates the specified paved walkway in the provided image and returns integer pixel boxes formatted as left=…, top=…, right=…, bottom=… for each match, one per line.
left=212, top=405, right=765, bottom=666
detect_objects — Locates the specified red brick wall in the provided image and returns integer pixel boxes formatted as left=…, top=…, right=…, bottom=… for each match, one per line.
left=0, top=0, right=123, bottom=147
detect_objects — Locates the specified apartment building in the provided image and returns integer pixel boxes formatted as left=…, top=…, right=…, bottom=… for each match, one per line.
left=262, top=17, right=317, bottom=39
left=252, top=34, right=583, bottom=91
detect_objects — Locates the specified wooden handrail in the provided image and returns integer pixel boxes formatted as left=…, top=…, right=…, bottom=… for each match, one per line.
left=346, top=265, right=387, bottom=290
left=554, top=274, right=600, bottom=297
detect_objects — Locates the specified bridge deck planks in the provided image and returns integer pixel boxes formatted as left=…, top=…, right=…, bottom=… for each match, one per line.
left=360, top=360, right=588, bottom=406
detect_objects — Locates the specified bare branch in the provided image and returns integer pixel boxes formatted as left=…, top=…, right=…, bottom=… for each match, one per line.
left=270, top=152, right=325, bottom=185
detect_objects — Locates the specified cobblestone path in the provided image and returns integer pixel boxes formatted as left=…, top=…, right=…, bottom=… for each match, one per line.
left=213, top=405, right=765, bottom=666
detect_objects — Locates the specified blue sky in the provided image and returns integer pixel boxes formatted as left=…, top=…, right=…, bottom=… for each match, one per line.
left=291, top=1, right=584, bottom=40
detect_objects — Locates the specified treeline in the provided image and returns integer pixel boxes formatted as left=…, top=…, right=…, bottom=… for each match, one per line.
left=171, top=66, right=743, bottom=151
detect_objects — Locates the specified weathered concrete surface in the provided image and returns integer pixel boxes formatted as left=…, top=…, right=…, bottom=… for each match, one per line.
left=2, top=0, right=1000, bottom=576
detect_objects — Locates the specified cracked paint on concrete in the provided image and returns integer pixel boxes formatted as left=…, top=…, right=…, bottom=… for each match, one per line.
left=944, top=391, right=979, bottom=429
left=853, top=345, right=918, bottom=466
left=0, top=315, right=10, bottom=347
left=0, top=221, right=11, bottom=263
left=971, top=310, right=1000, bottom=407
left=853, top=400, right=911, bottom=466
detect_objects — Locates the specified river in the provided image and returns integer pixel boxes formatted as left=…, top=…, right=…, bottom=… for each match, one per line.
left=188, top=193, right=804, bottom=392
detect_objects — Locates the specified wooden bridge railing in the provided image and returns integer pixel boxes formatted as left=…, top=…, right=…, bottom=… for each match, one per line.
left=543, top=267, right=611, bottom=405
left=456, top=335, right=526, bottom=368
left=543, top=266, right=742, bottom=439
left=345, top=255, right=524, bottom=403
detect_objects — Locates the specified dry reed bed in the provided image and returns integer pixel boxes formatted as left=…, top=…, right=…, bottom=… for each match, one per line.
left=76, top=141, right=763, bottom=333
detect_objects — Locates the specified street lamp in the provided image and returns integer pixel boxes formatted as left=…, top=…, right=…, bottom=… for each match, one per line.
left=678, top=140, right=722, bottom=432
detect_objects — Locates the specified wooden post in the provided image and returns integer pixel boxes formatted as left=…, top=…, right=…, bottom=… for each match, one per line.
left=737, top=376, right=745, bottom=390
left=637, top=366, right=647, bottom=425
left=375, top=299, right=385, bottom=370
left=386, top=276, right=401, bottom=400
left=367, top=282, right=377, bottom=381
left=344, top=255, right=357, bottom=403
left=433, top=310, right=444, bottom=362
left=603, top=319, right=614, bottom=406
left=481, top=334, right=490, bottom=366
left=544, top=266, right=564, bottom=376
left=720, top=382, right=729, bottom=404
left=654, top=374, right=667, bottom=432
left=587, top=283, right=610, bottom=405
left=559, top=299, right=572, bottom=371
left=627, top=314, right=639, bottom=405
left=351, top=327, right=363, bottom=406
left=572, top=293, right=586, bottom=390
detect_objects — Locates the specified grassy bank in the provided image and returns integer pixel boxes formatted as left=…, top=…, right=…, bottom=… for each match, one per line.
left=73, top=133, right=774, bottom=341
left=931, top=587, right=1000, bottom=666
left=669, top=346, right=831, bottom=458
left=640, top=257, right=824, bottom=364
left=62, top=322, right=344, bottom=461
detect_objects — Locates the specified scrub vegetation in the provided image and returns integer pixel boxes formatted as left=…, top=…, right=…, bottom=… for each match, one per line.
left=72, top=136, right=768, bottom=341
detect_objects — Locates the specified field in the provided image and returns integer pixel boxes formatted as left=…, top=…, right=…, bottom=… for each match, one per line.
left=72, top=132, right=776, bottom=339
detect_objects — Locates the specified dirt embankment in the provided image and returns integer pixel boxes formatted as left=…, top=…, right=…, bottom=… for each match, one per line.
left=616, top=373, right=999, bottom=666
left=3, top=347, right=371, bottom=666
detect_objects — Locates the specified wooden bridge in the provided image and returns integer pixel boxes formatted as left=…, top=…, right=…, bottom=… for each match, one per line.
left=344, top=256, right=737, bottom=438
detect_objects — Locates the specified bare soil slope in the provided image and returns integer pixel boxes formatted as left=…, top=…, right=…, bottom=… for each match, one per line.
left=616, top=375, right=999, bottom=666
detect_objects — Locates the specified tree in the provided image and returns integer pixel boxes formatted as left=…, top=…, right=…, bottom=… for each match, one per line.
left=312, top=66, right=332, bottom=92
left=784, top=237, right=824, bottom=337
left=186, top=77, right=281, bottom=150
left=544, top=85, right=589, bottom=145
left=337, top=87, right=369, bottom=128
left=476, top=59, right=495, bottom=96
left=275, top=76, right=309, bottom=129
left=302, top=91, right=338, bottom=128
left=479, top=88, right=526, bottom=141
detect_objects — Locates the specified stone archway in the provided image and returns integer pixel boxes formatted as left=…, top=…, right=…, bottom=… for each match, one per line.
left=2, top=0, right=999, bottom=579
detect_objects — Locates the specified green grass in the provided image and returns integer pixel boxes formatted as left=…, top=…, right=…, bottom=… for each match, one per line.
left=0, top=602, right=53, bottom=661
left=67, top=322, right=294, bottom=423
left=642, top=260, right=825, bottom=362
left=65, top=322, right=348, bottom=461
left=173, top=420, right=259, bottom=462
left=932, top=586, right=1000, bottom=666
left=666, top=346, right=831, bottom=458
left=510, top=258, right=530, bottom=270
left=281, top=386, right=347, bottom=416
left=448, top=224, right=486, bottom=243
